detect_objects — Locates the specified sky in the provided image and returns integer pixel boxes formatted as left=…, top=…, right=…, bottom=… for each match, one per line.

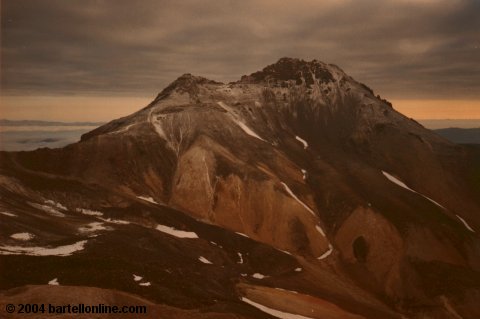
left=1, top=0, right=479, bottom=122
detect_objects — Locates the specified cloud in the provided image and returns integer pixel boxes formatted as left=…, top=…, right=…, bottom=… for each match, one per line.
left=1, top=0, right=479, bottom=100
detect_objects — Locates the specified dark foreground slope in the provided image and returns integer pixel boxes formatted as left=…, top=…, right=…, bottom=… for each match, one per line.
left=1, top=58, right=480, bottom=319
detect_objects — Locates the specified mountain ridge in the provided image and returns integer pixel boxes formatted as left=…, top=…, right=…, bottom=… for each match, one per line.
left=1, top=57, right=480, bottom=319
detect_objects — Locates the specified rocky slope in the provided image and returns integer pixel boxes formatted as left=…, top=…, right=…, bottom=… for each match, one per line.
left=1, top=58, right=479, bottom=318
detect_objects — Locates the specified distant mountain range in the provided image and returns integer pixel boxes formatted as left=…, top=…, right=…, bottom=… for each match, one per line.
left=434, top=127, right=480, bottom=144
left=0, top=119, right=105, bottom=126
left=419, top=119, right=480, bottom=130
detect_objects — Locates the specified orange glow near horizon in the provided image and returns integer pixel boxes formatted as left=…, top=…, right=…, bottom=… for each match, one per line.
left=1, top=95, right=479, bottom=122
left=0, top=95, right=153, bottom=122
left=391, top=99, right=480, bottom=120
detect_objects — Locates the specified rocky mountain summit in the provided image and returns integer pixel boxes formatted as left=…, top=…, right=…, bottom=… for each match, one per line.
left=1, top=58, right=480, bottom=318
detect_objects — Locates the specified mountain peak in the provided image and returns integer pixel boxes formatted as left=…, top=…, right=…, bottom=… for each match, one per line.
left=240, top=57, right=341, bottom=86
left=2, top=56, right=479, bottom=319
left=155, top=73, right=222, bottom=101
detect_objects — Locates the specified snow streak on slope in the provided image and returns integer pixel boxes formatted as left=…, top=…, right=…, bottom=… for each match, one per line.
left=0, top=240, right=87, bottom=256
left=456, top=215, right=475, bottom=232
left=44, top=200, right=67, bottom=210
left=149, top=109, right=167, bottom=140
left=78, top=222, right=107, bottom=233
left=217, top=101, right=268, bottom=142
left=295, top=136, right=308, bottom=149
left=275, top=288, right=299, bottom=294
left=98, top=217, right=130, bottom=225
left=1, top=212, right=17, bottom=217
left=236, top=121, right=267, bottom=141
left=29, top=202, right=65, bottom=217
left=198, top=256, right=213, bottom=264
left=280, top=182, right=333, bottom=259
left=137, top=195, right=158, bottom=204
left=318, top=244, right=333, bottom=260
left=235, top=232, right=250, bottom=238
left=241, top=297, right=315, bottom=319
left=281, top=182, right=316, bottom=216
left=382, top=171, right=445, bottom=209
left=76, top=208, right=103, bottom=217
left=382, top=171, right=414, bottom=191
left=315, top=225, right=325, bottom=237
left=156, top=225, right=199, bottom=238
left=237, top=252, right=244, bottom=264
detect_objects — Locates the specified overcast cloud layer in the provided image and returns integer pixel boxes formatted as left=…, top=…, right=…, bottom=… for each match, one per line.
left=1, top=0, right=479, bottom=100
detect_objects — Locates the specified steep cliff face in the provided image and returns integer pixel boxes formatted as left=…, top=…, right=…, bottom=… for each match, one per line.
left=1, top=58, right=480, bottom=318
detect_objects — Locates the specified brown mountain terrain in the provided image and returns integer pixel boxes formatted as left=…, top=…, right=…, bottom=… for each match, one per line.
left=1, top=58, right=480, bottom=318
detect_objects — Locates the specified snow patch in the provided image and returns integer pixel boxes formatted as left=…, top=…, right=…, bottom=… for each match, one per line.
left=137, top=196, right=158, bottom=204
left=139, top=282, right=151, bottom=286
left=1, top=211, right=17, bottom=217
left=76, top=208, right=103, bottom=217
left=235, top=232, right=250, bottom=238
left=315, top=225, right=326, bottom=237
left=382, top=171, right=445, bottom=209
left=0, top=240, right=87, bottom=256
left=217, top=101, right=234, bottom=113
left=78, top=222, right=107, bottom=233
left=275, top=288, right=299, bottom=294
left=10, top=232, right=35, bottom=241
left=278, top=249, right=292, bottom=256
left=301, top=169, right=307, bottom=180
left=133, top=274, right=143, bottom=282
left=237, top=252, right=243, bottom=264
left=44, top=200, right=67, bottom=210
left=152, top=119, right=166, bottom=139
left=149, top=109, right=167, bottom=140
left=456, top=215, right=475, bottom=233
left=210, top=241, right=223, bottom=248
left=382, top=171, right=414, bottom=191
left=318, top=244, right=333, bottom=260
left=241, top=297, right=315, bottom=319
left=30, top=202, right=65, bottom=217
left=252, top=273, right=267, bottom=279
left=48, top=278, right=59, bottom=286
left=235, top=120, right=268, bottom=142
left=98, top=217, right=130, bottom=225
left=156, top=225, right=199, bottom=238
left=198, top=256, right=213, bottom=264
left=281, top=182, right=316, bottom=216
left=294, top=268, right=302, bottom=272
left=217, top=101, right=267, bottom=142
left=295, top=136, right=308, bottom=149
